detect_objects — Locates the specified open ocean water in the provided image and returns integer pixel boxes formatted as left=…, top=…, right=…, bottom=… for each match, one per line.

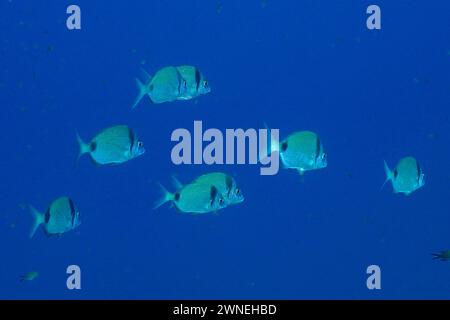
left=0, top=0, right=450, bottom=299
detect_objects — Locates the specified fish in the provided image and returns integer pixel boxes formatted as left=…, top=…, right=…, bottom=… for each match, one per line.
left=271, top=130, right=327, bottom=175
left=28, top=197, right=80, bottom=238
left=132, top=66, right=187, bottom=108
left=383, top=157, right=425, bottom=195
left=432, top=250, right=450, bottom=261
left=76, top=125, right=145, bottom=166
left=175, top=65, right=211, bottom=100
left=154, top=178, right=227, bottom=214
left=20, top=271, right=39, bottom=282
left=190, top=172, right=244, bottom=205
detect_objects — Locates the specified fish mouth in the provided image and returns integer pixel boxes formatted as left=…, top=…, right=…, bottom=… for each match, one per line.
left=235, top=196, right=245, bottom=203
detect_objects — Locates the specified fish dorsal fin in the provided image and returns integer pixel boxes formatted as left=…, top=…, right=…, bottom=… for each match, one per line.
left=225, top=175, right=233, bottom=196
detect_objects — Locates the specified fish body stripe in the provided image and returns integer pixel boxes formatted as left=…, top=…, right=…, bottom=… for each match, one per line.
left=176, top=69, right=185, bottom=95
left=315, top=136, right=321, bottom=162
left=68, top=198, right=76, bottom=227
left=195, top=67, right=201, bottom=92
left=416, top=160, right=421, bottom=182
left=128, top=127, right=135, bottom=154
left=393, top=169, right=398, bottom=179
left=225, top=175, right=233, bottom=196
left=45, top=209, right=51, bottom=224
left=210, top=186, right=218, bottom=205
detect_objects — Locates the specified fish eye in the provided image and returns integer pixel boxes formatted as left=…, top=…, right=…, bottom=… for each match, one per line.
left=203, top=80, right=208, bottom=87
left=138, top=141, right=143, bottom=147
left=219, top=198, right=224, bottom=206
left=235, top=188, right=240, bottom=195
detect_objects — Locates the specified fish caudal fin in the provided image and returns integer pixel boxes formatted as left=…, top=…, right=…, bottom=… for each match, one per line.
left=140, top=68, right=152, bottom=83
left=431, top=253, right=441, bottom=260
left=132, top=78, right=152, bottom=109
left=381, top=160, right=392, bottom=190
left=258, top=122, right=279, bottom=163
left=76, top=132, right=90, bottom=164
left=264, top=123, right=280, bottom=154
left=153, top=183, right=174, bottom=210
left=171, top=175, right=183, bottom=190
left=431, top=253, right=447, bottom=261
left=28, top=205, right=44, bottom=238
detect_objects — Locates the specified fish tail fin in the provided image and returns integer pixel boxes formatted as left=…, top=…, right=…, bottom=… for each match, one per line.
left=28, top=205, right=44, bottom=238
left=132, top=78, right=151, bottom=109
left=264, top=122, right=280, bottom=154
left=258, top=122, right=278, bottom=162
left=431, top=253, right=441, bottom=260
left=171, top=175, right=183, bottom=190
left=153, top=183, right=174, bottom=210
left=76, top=132, right=90, bottom=164
left=381, top=160, right=392, bottom=190
left=140, top=68, right=152, bottom=83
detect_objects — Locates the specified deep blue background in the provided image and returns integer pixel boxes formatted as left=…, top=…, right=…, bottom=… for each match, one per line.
left=1, top=0, right=449, bottom=299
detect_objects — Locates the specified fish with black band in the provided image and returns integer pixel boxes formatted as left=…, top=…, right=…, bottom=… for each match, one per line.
left=190, top=172, right=244, bottom=205
left=175, top=65, right=211, bottom=100
left=382, top=156, right=425, bottom=195
left=133, top=66, right=188, bottom=108
left=154, top=176, right=228, bottom=214
left=268, top=129, right=327, bottom=175
left=76, top=125, right=145, bottom=166
left=28, top=197, right=80, bottom=238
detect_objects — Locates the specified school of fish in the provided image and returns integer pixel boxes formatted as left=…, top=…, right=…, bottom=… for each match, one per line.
left=21, top=59, right=444, bottom=283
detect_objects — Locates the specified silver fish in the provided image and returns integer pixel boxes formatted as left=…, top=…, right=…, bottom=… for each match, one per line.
left=132, top=66, right=187, bottom=108
left=383, top=157, right=425, bottom=195
left=20, top=271, right=39, bottom=282
left=272, top=130, right=327, bottom=175
left=29, top=197, right=80, bottom=238
left=191, top=172, right=243, bottom=205
left=77, top=125, right=145, bottom=166
left=154, top=178, right=227, bottom=214
left=175, top=65, right=211, bottom=100
left=432, top=250, right=450, bottom=261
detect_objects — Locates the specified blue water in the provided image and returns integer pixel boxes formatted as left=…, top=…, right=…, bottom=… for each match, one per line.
left=1, top=0, right=450, bottom=299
